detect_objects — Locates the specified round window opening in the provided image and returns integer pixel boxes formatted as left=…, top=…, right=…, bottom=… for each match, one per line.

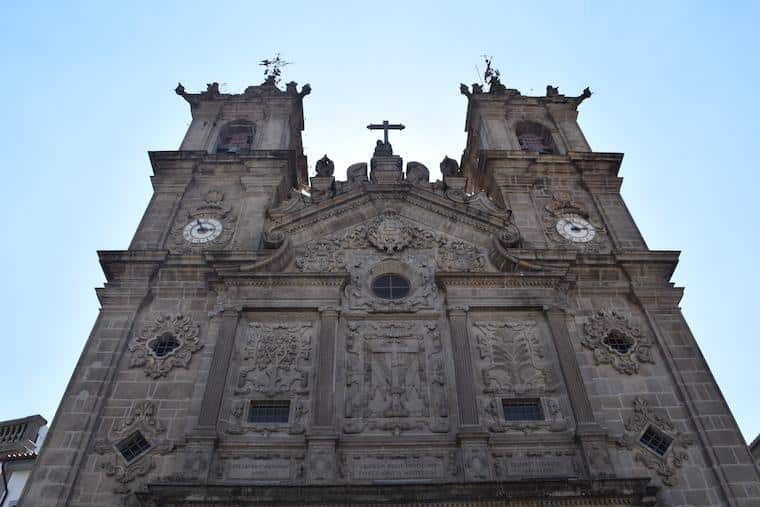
left=150, top=333, right=180, bottom=357
left=372, top=274, right=411, bottom=299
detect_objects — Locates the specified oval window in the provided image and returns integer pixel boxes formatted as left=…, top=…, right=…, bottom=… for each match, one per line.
left=371, top=274, right=411, bottom=299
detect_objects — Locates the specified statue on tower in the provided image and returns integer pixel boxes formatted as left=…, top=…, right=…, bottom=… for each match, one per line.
left=259, top=53, right=290, bottom=86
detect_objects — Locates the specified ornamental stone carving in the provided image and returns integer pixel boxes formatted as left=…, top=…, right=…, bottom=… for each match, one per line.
left=617, top=397, right=694, bottom=486
left=344, top=256, right=439, bottom=312
left=93, top=401, right=173, bottom=494
left=367, top=212, right=416, bottom=253
left=235, top=322, right=313, bottom=397
left=295, top=239, right=344, bottom=272
left=437, top=240, right=485, bottom=272
left=581, top=309, right=654, bottom=374
left=343, top=320, right=449, bottom=435
left=128, top=314, right=202, bottom=378
left=472, top=320, right=558, bottom=395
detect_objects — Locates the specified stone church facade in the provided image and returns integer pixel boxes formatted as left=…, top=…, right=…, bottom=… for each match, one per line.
left=20, top=73, right=760, bottom=506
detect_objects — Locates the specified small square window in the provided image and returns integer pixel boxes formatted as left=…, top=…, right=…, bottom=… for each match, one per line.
left=116, top=431, right=151, bottom=463
left=640, top=426, right=673, bottom=456
left=502, top=398, right=543, bottom=421
left=248, top=400, right=290, bottom=424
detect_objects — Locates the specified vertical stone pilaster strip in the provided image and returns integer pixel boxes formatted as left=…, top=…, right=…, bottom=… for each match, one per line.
left=447, top=306, right=479, bottom=427
left=313, top=306, right=339, bottom=429
left=544, top=308, right=597, bottom=427
left=197, top=309, right=240, bottom=432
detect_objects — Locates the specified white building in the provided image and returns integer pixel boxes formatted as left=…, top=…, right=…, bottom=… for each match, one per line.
left=0, top=416, right=46, bottom=507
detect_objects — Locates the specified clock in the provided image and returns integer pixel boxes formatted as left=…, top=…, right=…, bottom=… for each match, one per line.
left=182, top=218, right=223, bottom=244
left=555, top=214, right=596, bottom=243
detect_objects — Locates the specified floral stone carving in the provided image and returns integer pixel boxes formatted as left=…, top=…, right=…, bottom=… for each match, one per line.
left=617, top=397, right=693, bottom=486
left=235, top=322, right=312, bottom=397
left=472, top=320, right=558, bottom=395
left=581, top=309, right=654, bottom=374
left=437, top=240, right=485, bottom=272
left=129, top=314, right=202, bottom=378
left=94, top=401, right=173, bottom=494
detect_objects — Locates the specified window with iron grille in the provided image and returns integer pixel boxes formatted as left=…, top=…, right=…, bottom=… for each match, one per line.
left=116, top=431, right=151, bottom=463
left=248, top=400, right=291, bottom=424
left=150, top=333, right=180, bottom=357
left=603, top=330, right=634, bottom=354
left=639, top=425, right=673, bottom=456
left=502, top=398, right=544, bottom=421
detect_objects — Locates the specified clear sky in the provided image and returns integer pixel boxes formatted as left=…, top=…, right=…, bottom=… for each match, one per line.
left=1, top=1, right=758, bottom=441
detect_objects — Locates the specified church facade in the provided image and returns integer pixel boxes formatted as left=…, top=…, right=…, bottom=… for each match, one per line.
left=20, top=71, right=760, bottom=506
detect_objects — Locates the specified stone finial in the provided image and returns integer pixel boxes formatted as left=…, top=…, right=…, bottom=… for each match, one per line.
left=406, top=162, right=429, bottom=185
left=347, top=163, right=368, bottom=184
left=315, top=155, right=335, bottom=177
left=440, top=156, right=462, bottom=177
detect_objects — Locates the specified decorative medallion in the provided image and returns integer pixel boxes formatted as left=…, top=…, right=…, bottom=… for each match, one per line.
left=581, top=309, right=654, bottom=375
left=93, top=401, right=173, bottom=494
left=617, top=397, right=693, bottom=486
left=128, top=314, right=202, bottom=378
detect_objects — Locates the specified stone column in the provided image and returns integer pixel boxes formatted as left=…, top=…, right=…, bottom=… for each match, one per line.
left=312, top=306, right=340, bottom=430
left=544, top=307, right=612, bottom=478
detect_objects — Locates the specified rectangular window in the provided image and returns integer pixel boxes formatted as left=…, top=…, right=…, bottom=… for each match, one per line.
left=502, top=398, right=543, bottom=421
left=640, top=426, right=673, bottom=456
left=116, top=431, right=151, bottom=463
left=248, top=400, right=291, bottom=424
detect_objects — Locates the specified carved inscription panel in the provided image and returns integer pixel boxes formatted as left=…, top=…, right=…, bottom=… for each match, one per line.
left=343, top=320, right=450, bottom=435
left=341, top=452, right=454, bottom=482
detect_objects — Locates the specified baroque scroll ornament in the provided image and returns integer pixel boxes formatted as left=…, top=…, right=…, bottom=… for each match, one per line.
left=581, top=309, right=654, bottom=374
left=295, top=239, right=345, bottom=272
left=617, top=397, right=693, bottom=486
left=129, top=314, right=202, bottom=378
left=93, top=401, right=173, bottom=494
left=169, top=189, right=237, bottom=253
left=366, top=212, right=416, bottom=253
left=542, top=191, right=605, bottom=251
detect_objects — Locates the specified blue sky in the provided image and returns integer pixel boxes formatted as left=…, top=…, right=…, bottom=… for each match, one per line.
left=1, top=1, right=758, bottom=441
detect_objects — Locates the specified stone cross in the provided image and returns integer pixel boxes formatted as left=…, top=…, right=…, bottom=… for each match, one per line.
left=367, top=120, right=406, bottom=146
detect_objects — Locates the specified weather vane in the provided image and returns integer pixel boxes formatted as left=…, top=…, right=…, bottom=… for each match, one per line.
left=259, top=53, right=291, bottom=85
left=482, top=55, right=500, bottom=86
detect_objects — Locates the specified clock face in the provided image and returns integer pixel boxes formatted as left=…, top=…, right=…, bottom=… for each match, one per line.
left=555, top=214, right=596, bottom=243
left=182, top=218, right=223, bottom=244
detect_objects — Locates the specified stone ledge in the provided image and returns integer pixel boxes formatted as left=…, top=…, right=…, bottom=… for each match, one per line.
left=134, top=478, right=657, bottom=506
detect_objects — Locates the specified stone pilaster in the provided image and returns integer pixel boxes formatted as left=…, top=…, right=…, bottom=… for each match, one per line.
left=446, top=306, right=479, bottom=428
left=313, top=306, right=340, bottom=430
left=544, top=307, right=613, bottom=478
left=196, top=309, right=240, bottom=433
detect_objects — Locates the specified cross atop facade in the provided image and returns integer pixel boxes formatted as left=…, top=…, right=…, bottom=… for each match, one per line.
left=367, top=120, right=406, bottom=146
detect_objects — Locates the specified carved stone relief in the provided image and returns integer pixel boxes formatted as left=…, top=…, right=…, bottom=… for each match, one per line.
left=225, top=321, right=314, bottom=436
left=93, top=401, right=173, bottom=494
left=616, top=397, right=694, bottom=487
left=168, top=188, right=237, bottom=253
left=293, top=211, right=487, bottom=275
left=128, top=314, right=202, bottom=378
left=542, top=190, right=606, bottom=251
left=581, top=309, right=654, bottom=374
left=343, top=321, right=449, bottom=435
left=472, top=320, right=558, bottom=395
left=236, top=322, right=312, bottom=397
